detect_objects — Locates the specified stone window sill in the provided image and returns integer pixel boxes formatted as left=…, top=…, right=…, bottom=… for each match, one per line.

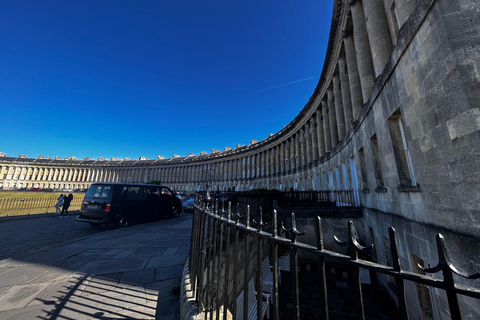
left=375, top=187, right=388, bottom=193
left=397, top=184, right=421, bottom=192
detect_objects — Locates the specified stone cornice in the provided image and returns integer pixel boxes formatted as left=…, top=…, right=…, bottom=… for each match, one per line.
left=0, top=0, right=348, bottom=168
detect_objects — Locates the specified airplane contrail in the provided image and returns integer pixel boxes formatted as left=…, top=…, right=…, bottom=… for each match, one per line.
left=251, top=76, right=315, bottom=93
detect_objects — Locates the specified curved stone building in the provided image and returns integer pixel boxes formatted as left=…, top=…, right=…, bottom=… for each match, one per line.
left=0, top=0, right=480, bottom=316
left=2, top=0, right=478, bottom=224
left=1, top=0, right=479, bottom=228
left=1, top=1, right=480, bottom=314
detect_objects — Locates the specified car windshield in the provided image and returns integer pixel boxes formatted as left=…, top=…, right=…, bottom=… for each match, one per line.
left=86, top=185, right=112, bottom=199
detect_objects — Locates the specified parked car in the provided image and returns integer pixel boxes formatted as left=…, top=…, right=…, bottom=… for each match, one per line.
left=76, top=183, right=182, bottom=228
left=182, top=198, right=195, bottom=213
left=30, top=187, right=42, bottom=191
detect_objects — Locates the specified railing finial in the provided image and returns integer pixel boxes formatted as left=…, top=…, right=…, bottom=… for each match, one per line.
left=334, top=220, right=373, bottom=259
left=420, top=233, right=480, bottom=279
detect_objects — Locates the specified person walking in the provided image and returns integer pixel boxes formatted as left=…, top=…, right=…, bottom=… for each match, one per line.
left=61, top=193, right=73, bottom=217
left=55, top=194, right=64, bottom=215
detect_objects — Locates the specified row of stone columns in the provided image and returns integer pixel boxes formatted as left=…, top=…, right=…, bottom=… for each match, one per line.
left=0, top=0, right=400, bottom=192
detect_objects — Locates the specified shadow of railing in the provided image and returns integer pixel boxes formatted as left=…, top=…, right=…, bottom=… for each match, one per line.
left=35, top=274, right=158, bottom=319
left=0, top=213, right=192, bottom=319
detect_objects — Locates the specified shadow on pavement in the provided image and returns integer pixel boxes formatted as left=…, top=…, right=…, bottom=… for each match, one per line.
left=0, top=212, right=193, bottom=320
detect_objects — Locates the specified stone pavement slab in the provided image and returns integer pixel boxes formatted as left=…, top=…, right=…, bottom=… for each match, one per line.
left=0, top=213, right=192, bottom=320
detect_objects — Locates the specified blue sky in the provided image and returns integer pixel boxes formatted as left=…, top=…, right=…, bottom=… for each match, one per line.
left=0, top=0, right=333, bottom=160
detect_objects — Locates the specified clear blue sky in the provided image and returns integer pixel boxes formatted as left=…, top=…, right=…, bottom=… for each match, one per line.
left=1, top=0, right=333, bottom=160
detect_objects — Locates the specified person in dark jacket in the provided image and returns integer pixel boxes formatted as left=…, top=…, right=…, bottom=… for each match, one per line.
left=61, top=194, right=73, bottom=217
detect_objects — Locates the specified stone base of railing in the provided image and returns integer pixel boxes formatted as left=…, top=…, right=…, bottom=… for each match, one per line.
left=180, top=260, right=234, bottom=320
left=180, top=259, right=200, bottom=320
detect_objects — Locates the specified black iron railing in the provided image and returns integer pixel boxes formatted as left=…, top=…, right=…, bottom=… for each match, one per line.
left=188, top=194, right=480, bottom=319
left=199, top=190, right=361, bottom=208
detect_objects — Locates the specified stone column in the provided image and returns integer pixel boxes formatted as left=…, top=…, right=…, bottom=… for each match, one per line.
left=277, top=146, right=281, bottom=174
left=314, top=113, right=323, bottom=159
left=272, top=148, right=277, bottom=175
left=333, top=72, right=346, bottom=141
left=298, top=128, right=305, bottom=168
left=343, top=33, right=363, bottom=120
left=279, top=143, right=285, bottom=173
left=294, top=133, right=300, bottom=170
left=270, top=149, right=275, bottom=176
left=327, top=87, right=339, bottom=147
left=305, top=123, right=312, bottom=165
left=312, top=114, right=320, bottom=160
left=350, top=0, right=375, bottom=103
left=271, top=148, right=275, bottom=175
left=242, top=159, right=246, bottom=179
left=248, top=157, right=252, bottom=179
left=290, top=136, right=295, bottom=171
left=68, top=169, right=74, bottom=182
left=322, top=100, right=332, bottom=153
left=53, top=169, right=59, bottom=182
left=363, top=0, right=393, bottom=77
left=316, top=109, right=325, bottom=157
left=338, top=54, right=354, bottom=130
left=256, top=154, right=260, bottom=178
left=284, top=140, right=289, bottom=172
left=310, top=121, right=315, bottom=162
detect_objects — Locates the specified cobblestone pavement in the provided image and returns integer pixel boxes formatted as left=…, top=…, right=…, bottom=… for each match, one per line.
left=0, top=211, right=192, bottom=320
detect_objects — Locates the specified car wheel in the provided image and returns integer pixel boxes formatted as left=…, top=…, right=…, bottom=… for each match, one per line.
left=119, top=217, right=130, bottom=227
left=171, top=208, right=180, bottom=217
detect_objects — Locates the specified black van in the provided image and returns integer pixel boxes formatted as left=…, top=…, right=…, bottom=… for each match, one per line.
left=76, top=183, right=182, bottom=227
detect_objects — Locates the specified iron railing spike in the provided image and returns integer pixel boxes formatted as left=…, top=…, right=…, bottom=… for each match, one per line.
left=272, top=209, right=278, bottom=237
left=316, top=216, right=324, bottom=251
left=420, top=233, right=480, bottom=279
left=281, top=220, right=291, bottom=234
left=291, top=212, right=305, bottom=237
left=334, top=220, right=373, bottom=252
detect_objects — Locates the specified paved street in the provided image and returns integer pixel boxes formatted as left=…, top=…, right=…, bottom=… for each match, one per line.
left=0, top=211, right=192, bottom=320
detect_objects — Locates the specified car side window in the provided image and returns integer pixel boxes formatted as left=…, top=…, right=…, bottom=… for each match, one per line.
left=160, top=187, right=173, bottom=196
left=87, top=185, right=111, bottom=199
left=127, top=187, right=140, bottom=199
